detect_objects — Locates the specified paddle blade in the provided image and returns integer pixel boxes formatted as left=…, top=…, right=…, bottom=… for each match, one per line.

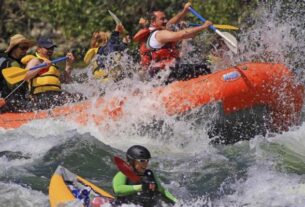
left=221, top=32, right=238, bottom=54
left=214, top=24, right=239, bottom=30
left=2, top=67, right=28, bottom=85
left=189, top=23, right=239, bottom=31
left=113, top=156, right=141, bottom=183
left=215, top=30, right=238, bottom=54
left=108, top=10, right=122, bottom=25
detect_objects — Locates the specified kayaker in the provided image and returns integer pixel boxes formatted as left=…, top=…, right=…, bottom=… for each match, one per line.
left=133, top=3, right=212, bottom=83
left=24, top=37, right=83, bottom=110
left=112, top=145, right=177, bottom=206
left=0, top=34, right=35, bottom=112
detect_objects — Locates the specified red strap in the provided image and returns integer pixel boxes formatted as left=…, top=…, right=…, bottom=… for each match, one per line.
left=38, top=68, right=49, bottom=75
left=113, top=156, right=141, bottom=182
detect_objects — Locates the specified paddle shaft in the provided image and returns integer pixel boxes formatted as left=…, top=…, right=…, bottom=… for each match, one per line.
left=188, top=7, right=237, bottom=48
left=29, top=56, right=68, bottom=71
left=0, top=80, right=26, bottom=107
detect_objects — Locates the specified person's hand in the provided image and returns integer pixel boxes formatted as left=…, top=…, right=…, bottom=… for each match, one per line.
left=202, top=20, right=213, bottom=29
left=142, top=178, right=156, bottom=192
left=115, top=24, right=125, bottom=33
left=66, top=52, right=75, bottom=65
left=183, top=2, right=192, bottom=13
left=139, top=18, right=148, bottom=27
left=43, top=59, right=52, bottom=68
left=142, top=169, right=156, bottom=193
left=65, top=52, right=75, bottom=75
left=123, top=35, right=131, bottom=44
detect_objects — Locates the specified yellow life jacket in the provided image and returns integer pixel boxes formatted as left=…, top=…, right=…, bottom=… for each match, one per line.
left=21, top=55, right=36, bottom=65
left=84, top=48, right=98, bottom=65
left=26, top=53, right=61, bottom=95
left=84, top=48, right=110, bottom=81
left=94, top=69, right=109, bottom=81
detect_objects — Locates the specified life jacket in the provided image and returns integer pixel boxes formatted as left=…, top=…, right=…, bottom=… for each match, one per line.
left=133, top=28, right=179, bottom=69
left=0, top=52, right=22, bottom=68
left=83, top=48, right=98, bottom=65
left=24, top=53, right=61, bottom=95
left=0, top=53, right=27, bottom=97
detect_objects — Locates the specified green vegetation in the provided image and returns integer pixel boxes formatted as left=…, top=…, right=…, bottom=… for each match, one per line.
left=0, top=0, right=258, bottom=56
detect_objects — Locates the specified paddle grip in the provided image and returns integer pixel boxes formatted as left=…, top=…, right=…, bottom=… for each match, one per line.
left=188, top=7, right=217, bottom=32
left=29, top=56, right=68, bottom=71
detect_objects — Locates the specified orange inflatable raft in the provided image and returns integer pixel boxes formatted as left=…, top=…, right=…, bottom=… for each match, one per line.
left=0, top=63, right=303, bottom=143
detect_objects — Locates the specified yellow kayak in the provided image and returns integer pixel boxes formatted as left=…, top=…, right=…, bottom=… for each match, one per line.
left=49, top=165, right=114, bottom=207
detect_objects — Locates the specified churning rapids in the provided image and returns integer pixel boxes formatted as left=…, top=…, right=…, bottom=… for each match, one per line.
left=1, top=1, right=305, bottom=206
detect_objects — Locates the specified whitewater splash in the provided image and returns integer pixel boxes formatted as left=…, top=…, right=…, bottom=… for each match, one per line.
left=1, top=1, right=305, bottom=206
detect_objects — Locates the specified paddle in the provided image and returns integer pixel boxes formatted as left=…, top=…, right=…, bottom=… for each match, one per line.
left=108, top=10, right=128, bottom=36
left=189, top=23, right=239, bottom=30
left=0, top=80, right=26, bottom=108
left=188, top=7, right=238, bottom=53
left=113, top=156, right=141, bottom=183
left=2, top=56, right=68, bottom=85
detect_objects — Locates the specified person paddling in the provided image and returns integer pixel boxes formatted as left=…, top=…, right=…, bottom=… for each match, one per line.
left=84, top=31, right=110, bottom=65
left=0, top=34, right=35, bottom=112
left=84, top=24, right=129, bottom=82
left=133, top=3, right=213, bottom=83
left=24, top=37, right=82, bottom=110
left=95, top=23, right=130, bottom=82
left=112, top=145, right=177, bottom=206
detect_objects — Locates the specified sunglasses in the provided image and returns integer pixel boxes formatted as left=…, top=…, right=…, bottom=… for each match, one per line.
left=45, top=47, right=55, bottom=51
left=136, top=159, right=149, bottom=163
left=18, top=45, right=29, bottom=51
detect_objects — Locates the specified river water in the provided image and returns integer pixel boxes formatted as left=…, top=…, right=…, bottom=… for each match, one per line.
left=1, top=1, right=305, bottom=207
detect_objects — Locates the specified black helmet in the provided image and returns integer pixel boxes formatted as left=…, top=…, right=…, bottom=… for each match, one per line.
left=126, top=145, right=151, bottom=162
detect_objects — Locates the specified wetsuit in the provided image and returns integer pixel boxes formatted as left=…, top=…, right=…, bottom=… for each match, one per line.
left=112, top=170, right=177, bottom=207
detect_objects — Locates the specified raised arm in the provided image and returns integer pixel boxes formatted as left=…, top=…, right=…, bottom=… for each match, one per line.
left=61, top=52, right=74, bottom=83
left=156, top=20, right=213, bottom=44
left=167, top=2, right=191, bottom=25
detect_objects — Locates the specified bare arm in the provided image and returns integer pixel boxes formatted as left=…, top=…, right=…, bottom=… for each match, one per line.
left=24, top=58, right=51, bottom=81
left=167, top=2, right=191, bottom=25
left=156, top=21, right=213, bottom=44
left=24, top=52, right=74, bottom=83
left=61, top=52, right=75, bottom=83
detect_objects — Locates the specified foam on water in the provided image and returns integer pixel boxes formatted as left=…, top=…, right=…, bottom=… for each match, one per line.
left=1, top=1, right=305, bottom=206
left=0, top=182, right=48, bottom=207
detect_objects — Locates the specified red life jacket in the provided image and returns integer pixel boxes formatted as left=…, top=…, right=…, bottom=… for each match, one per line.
left=133, top=28, right=179, bottom=69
